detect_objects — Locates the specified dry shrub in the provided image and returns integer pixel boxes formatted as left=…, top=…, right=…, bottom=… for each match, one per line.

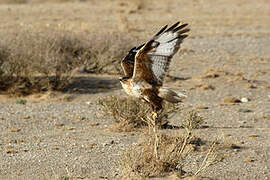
left=0, top=29, right=91, bottom=95
left=121, top=109, right=217, bottom=178
left=122, top=133, right=217, bottom=178
left=98, top=95, right=218, bottom=177
left=182, top=110, right=204, bottom=132
left=0, top=27, right=134, bottom=95
left=97, top=95, right=182, bottom=132
left=85, top=32, right=135, bottom=74
left=122, top=133, right=186, bottom=178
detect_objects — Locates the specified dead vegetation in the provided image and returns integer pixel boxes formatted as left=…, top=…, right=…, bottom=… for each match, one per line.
left=97, top=95, right=182, bottom=132
left=0, top=28, right=133, bottom=95
left=85, top=32, right=134, bottom=75
left=0, top=29, right=89, bottom=95
left=97, top=95, right=218, bottom=178
left=122, top=133, right=188, bottom=178
left=121, top=108, right=217, bottom=178
left=182, top=110, right=204, bottom=131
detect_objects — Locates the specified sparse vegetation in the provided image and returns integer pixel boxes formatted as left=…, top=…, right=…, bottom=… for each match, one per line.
left=122, top=133, right=187, bottom=178
left=97, top=95, right=182, bottom=132
left=0, top=28, right=133, bottom=95
left=85, top=32, right=134, bottom=74
left=0, top=29, right=90, bottom=95
left=0, top=0, right=269, bottom=179
left=122, top=108, right=217, bottom=178
left=97, top=95, right=217, bottom=178
left=182, top=110, right=204, bottom=132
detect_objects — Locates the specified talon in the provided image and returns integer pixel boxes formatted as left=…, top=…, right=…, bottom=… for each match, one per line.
left=152, top=111, right=158, bottom=120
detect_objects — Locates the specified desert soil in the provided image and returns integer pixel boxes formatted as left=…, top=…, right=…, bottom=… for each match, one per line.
left=0, top=0, right=270, bottom=179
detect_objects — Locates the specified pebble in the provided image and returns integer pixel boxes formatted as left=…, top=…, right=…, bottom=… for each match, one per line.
left=86, top=101, right=92, bottom=105
left=241, top=97, right=250, bottom=103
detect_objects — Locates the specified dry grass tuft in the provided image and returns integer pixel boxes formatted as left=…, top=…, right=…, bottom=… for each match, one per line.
left=122, top=133, right=187, bottom=178
left=121, top=108, right=217, bottom=178
left=97, top=95, right=182, bottom=132
left=182, top=110, right=204, bottom=132
left=97, top=95, right=217, bottom=177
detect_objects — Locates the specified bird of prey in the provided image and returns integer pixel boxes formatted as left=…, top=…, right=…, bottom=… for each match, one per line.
left=119, top=21, right=189, bottom=113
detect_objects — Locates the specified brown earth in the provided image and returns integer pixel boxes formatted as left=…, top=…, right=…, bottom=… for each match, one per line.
left=0, top=0, right=270, bottom=179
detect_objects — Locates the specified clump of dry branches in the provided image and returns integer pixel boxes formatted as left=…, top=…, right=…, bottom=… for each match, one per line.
left=121, top=108, right=217, bottom=178
left=0, top=28, right=134, bottom=95
left=182, top=110, right=204, bottom=132
left=97, top=95, right=218, bottom=178
left=0, top=29, right=91, bottom=95
left=97, top=95, right=181, bottom=132
left=122, top=133, right=187, bottom=178
left=85, top=32, right=134, bottom=75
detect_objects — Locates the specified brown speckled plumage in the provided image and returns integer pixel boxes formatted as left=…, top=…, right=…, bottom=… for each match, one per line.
left=120, top=22, right=189, bottom=112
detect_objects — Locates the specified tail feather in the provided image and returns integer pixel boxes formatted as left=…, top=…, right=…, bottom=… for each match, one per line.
left=158, top=87, right=186, bottom=103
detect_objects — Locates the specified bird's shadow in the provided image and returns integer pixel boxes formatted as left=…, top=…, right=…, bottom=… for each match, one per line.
left=166, top=74, right=191, bottom=81
left=63, top=74, right=190, bottom=95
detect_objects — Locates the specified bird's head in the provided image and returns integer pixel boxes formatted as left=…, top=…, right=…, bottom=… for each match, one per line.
left=119, top=76, right=129, bottom=82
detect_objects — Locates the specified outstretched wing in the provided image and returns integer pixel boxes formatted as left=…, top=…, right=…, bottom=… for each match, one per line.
left=121, top=44, right=144, bottom=77
left=133, top=22, right=189, bottom=86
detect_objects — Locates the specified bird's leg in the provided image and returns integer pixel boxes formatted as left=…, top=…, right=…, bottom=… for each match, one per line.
left=145, top=108, right=160, bottom=159
left=147, top=111, right=159, bottom=128
left=152, top=111, right=158, bottom=121
left=150, top=110, right=159, bottom=160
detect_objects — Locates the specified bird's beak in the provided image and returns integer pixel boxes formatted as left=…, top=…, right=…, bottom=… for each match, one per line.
left=119, top=77, right=125, bottom=82
left=119, top=76, right=129, bottom=82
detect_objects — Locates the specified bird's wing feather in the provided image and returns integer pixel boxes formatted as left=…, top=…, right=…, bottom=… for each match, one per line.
left=133, top=22, right=189, bottom=86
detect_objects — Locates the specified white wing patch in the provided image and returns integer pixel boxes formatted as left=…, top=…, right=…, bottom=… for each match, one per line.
left=146, top=22, right=189, bottom=85
left=152, top=31, right=181, bottom=57
left=148, top=55, right=170, bottom=84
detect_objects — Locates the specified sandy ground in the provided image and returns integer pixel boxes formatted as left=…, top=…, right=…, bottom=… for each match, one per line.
left=0, top=0, right=270, bottom=179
